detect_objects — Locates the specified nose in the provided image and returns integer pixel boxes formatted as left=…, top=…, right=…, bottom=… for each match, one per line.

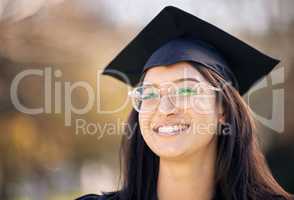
left=158, top=95, right=177, bottom=115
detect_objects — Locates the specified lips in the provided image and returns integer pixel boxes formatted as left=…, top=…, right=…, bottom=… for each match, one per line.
left=152, top=123, right=190, bottom=136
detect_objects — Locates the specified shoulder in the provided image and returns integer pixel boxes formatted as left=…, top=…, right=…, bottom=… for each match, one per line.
left=75, top=194, right=102, bottom=200
left=75, top=191, right=120, bottom=200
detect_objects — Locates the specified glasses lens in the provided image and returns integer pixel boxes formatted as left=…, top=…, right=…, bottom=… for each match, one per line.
left=191, top=83, right=219, bottom=114
left=168, top=80, right=199, bottom=108
left=168, top=81, right=219, bottom=112
left=130, top=85, right=160, bottom=112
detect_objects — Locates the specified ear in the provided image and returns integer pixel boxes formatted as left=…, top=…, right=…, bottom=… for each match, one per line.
left=218, top=112, right=225, bottom=124
left=216, top=100, right=225, bottom=124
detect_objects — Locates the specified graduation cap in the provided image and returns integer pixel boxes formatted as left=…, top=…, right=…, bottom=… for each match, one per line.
left=102, top=6, right=280, bottom=95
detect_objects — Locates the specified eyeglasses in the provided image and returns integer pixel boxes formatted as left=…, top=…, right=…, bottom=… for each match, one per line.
left=128, top=78, right=221, bottom=113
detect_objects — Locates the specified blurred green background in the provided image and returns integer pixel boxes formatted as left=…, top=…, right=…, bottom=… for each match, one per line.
left=0, top=0, right=293, bottom=199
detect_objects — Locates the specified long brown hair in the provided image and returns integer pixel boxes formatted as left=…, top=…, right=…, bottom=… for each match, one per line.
left=113, top=63, right=292, bottom=200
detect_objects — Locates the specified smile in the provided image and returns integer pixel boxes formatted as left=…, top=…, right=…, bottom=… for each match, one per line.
left=153, top=124, right=190, bottom=136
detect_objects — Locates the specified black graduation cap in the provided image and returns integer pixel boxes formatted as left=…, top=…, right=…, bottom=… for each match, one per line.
left=102, top=6, right=280, bottom=95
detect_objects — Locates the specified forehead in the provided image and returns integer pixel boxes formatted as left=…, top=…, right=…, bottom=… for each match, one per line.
left=143, top=61, right=207, bottom=85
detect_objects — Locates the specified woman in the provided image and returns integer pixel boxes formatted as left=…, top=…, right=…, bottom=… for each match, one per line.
left=77, top=6, right=293, bottom=200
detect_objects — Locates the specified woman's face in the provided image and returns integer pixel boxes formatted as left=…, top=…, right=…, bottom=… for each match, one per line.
left=138, top=61, right=222, bottom=159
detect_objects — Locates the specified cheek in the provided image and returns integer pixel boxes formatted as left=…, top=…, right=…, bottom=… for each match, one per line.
left=138, top=112, right=153, bottom=135
left=189, top=97, right=220, bottom=134
left=189, top=111, right=219, bottom=135
left=190, top=95, right=219, bottom=115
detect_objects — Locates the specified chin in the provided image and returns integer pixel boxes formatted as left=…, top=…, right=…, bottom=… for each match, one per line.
left=141, top=127, right=216, bottom=160
left=153, top=147, right=189, bottom=159
left=143, top=132, right=195, bottom=158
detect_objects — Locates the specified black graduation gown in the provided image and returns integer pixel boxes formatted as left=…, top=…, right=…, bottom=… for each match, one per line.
left=75, top=192, right=220, bottom=200
left=75, top=192, right=290, bottom=200
left=76, top=191, right=120, bottom=200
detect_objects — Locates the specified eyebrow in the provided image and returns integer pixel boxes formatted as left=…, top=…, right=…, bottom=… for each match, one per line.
left=139, top=77, right=201, bottom=87
left=174, top=77, right=201, bottom=83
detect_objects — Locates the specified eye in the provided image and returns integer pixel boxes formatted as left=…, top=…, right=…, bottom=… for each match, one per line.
left=176, top=87, right=197, bottom=96
left=142, top=92, right=159, bottom=100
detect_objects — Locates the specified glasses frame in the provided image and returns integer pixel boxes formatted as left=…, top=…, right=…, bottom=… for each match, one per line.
left=127, top=78, right=221, bottom=113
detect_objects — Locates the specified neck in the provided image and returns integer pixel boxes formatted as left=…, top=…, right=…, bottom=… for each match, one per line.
left=157, top=140, right=217, bottom=200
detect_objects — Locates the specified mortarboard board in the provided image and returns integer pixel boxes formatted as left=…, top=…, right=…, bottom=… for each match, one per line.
left=102, top=6, right=280, bottom=95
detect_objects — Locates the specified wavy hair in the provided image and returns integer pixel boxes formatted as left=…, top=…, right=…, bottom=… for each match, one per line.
left=109, top=63, right=292, bottom=200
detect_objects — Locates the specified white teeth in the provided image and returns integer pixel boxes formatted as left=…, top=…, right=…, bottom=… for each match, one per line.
left=157, top=124, right=189, bottom=134
left=158, top=126, right=176, bottom=133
